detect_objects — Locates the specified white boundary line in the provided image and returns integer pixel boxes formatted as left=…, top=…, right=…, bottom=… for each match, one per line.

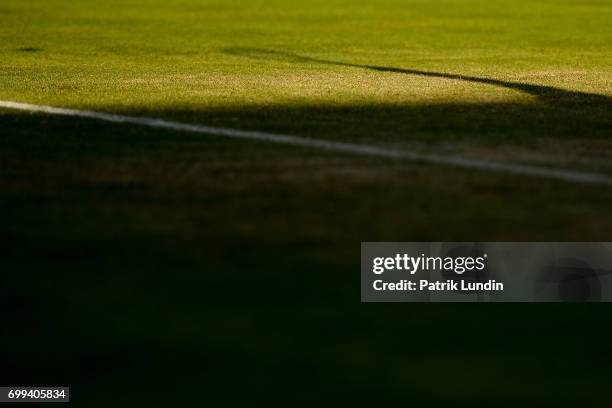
left=1, top=100, right=611, bottom=187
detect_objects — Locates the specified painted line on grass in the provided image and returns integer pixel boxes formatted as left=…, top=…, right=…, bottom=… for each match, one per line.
left=1, top=100, right=611, bottom=187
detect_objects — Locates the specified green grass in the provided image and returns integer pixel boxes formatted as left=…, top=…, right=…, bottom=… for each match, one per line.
left=2, top=0, right=611, bottom=163
left=1, top=0, right=612, bottom=406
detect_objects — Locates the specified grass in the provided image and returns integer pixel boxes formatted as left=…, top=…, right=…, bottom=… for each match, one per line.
left=1, top=0, right=612, bottom=406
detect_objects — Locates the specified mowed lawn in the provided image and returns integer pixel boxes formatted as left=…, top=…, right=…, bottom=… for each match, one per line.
left=1, top=0, right=612, bottom=406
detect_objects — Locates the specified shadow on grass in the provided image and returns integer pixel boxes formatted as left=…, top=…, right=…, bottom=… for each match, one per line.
left=16, top=47, right=43, bottom=53
left=3, top=110, right=612, bottom=406
left=2, top=53, right=612, bottom=404
left=223, top=47, right=612, bottom=108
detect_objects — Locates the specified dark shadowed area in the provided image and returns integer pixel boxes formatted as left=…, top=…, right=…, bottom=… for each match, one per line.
left=2, top=110, right=612, bottom=406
